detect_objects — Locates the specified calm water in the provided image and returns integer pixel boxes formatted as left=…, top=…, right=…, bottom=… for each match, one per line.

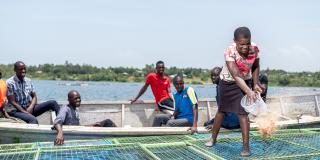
left=32, top=80, right=320, bottom=102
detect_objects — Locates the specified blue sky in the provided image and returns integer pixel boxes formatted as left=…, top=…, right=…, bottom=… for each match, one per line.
left=0, top=0, right=319, bottom=72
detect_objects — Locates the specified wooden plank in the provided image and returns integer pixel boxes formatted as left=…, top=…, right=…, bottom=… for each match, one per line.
left=206, top=101, right=212, bottom=121
left=279, top=97, right=285, bottom=116
left=121, top=104, right=125, bottom=127
left=1, top=116, right=320, bottom=136
left=51, top=111, right=56, bottom=124
left=315, top=95, right=320, bottom=117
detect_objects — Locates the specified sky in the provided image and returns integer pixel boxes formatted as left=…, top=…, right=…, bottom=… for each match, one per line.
left=0, top=0, right=319, bottom=72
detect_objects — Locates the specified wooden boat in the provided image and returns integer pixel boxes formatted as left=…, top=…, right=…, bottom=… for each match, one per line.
left=0, top=94, right=319, bottom=144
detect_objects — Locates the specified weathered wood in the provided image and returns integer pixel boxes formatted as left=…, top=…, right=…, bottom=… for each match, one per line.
left=1, top=94, right=320, bottom=143
left=315, top=95, right=320, bottom=117
left=206, top=101, right=212, bottom=121
left=121, top=104, right=125, bottom=127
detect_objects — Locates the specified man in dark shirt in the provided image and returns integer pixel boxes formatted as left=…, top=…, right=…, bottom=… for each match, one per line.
left=205, top=67, right=240, bottom=130
left=259, top=74, right=268, bottom=102
left=54, top=90, right=116, bottom=145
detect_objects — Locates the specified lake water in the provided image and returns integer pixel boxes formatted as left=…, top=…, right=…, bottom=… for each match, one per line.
left=33, top=80, right=320, bottom=102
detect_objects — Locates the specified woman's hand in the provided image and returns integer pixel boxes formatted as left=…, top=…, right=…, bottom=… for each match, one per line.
left=254, top=84, right=262, bottom=93
left=246, top=90, right=257, bottom=105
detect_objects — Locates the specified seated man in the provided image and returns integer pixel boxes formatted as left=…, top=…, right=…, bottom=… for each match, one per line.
left=131, top=61, right=174, bottom=113
left=6, top=61, right=60, bottom=124
left=152, top=75, right=198, bottom=133
left=54, top=90, right=116, bottom=145
left=259, top=74, right=268, bottom=102
left=204, top=67, right=240, bottom=130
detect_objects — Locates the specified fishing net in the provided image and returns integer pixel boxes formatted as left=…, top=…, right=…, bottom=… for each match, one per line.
left=1, top=129, right=320, bottom=160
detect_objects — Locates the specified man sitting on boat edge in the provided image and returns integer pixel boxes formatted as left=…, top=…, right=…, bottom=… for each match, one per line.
left=130, top=61, right=175, bottom=114
left=204, top=66, right=240, bottom=130
left=6, top=61, right=60, bottom=124
left=53, top=90, right=116, bottom=145
left=152, top=75, right=198, bottom=134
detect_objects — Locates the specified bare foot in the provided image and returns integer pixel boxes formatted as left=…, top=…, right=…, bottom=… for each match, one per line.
left=240, top=150, right=251, bottom=157
left=205, top=138, right=216, bottom=147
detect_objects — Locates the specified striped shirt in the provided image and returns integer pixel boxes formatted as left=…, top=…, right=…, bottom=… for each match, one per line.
left=6, top=75, right=35, bottom=108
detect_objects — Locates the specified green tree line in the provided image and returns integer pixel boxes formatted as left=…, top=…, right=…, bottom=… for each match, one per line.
left=0, top=62, right=319, bottom=87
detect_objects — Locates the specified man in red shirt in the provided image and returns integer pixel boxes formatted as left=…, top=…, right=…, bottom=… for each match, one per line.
left=131, top=61, right=174, bottom=112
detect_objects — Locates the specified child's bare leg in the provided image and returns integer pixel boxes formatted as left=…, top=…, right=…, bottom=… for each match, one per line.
left=205, top=112, right=225, bottom=147
left=238, top=114, right=250, bottom=156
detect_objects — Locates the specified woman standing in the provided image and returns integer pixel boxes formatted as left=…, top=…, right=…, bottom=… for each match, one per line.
left=205, top=27, right=262, bottom=157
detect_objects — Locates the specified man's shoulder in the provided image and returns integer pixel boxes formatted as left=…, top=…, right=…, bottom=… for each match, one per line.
left=6, top=76, right=15, bottom=83
left=146, top=73, right=157, bottom=78
left=60, top=104, right=70, bottom=112
left=24, top=77, right=32, bottom=83
left=0, top=79, right=5, bottom=85
left=186, top=86, right=195, bottom=92
left=6, top=76, right=18, bottom=86
left=186, top=86, right=198, bottom=99
left=6, top=76, right=32, bottom=84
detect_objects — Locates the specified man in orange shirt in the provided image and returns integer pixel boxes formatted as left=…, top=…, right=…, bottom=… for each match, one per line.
left=0, top=70, right=14, bottom=119
left=131, top=61, right=174, bottom=112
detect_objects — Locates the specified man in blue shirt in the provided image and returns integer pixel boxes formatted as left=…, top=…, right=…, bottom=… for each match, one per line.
left=152, top=75, right=198, bottom=133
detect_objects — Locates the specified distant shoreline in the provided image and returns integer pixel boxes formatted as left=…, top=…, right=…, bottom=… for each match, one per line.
left=1, top=63, right=319, bottom=87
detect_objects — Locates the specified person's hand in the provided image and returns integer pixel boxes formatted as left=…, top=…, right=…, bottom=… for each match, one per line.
left=187, top=126, right=198, bottom=134
left=205, top=125, right=213, bottom=131
left=26, top=107, right=33, bottom=114
left=130, top=98, right=137, bottom=104
left=154, top=105, right=160, bottom=113
left=92, top=122, right=102, bottom=127
left=254, top=84, right=263, bottom=93
left=246, top=90, right=257, bottom=105
left=54, top=132, right=64, bottom=145
left=23, top=110, right=33, bottom=116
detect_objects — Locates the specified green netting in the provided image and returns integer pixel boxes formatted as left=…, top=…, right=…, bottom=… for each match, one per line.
left=276, top=153, right=320, bottom=160
left=190, top=137, right=315, bottom=160
left=0, top=152, right=36, bottom=160
left=2, top=129, right=320, bottom=159
left=38, top=145, right=154, bottom=160
left=275, top=133, right=320, bottom=150
left=113, top=135, right=192, bottom=144
left=37, top=139, right=112, bottom=148
left=308, top=129, right=320, bottom=133
left=0, top=143, right=34, bottom=150
left=251, top=129, right=314, bottom=136
left=191, top=131, right=244, bottom=140
left=147, top=144, right=211, bottom=160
